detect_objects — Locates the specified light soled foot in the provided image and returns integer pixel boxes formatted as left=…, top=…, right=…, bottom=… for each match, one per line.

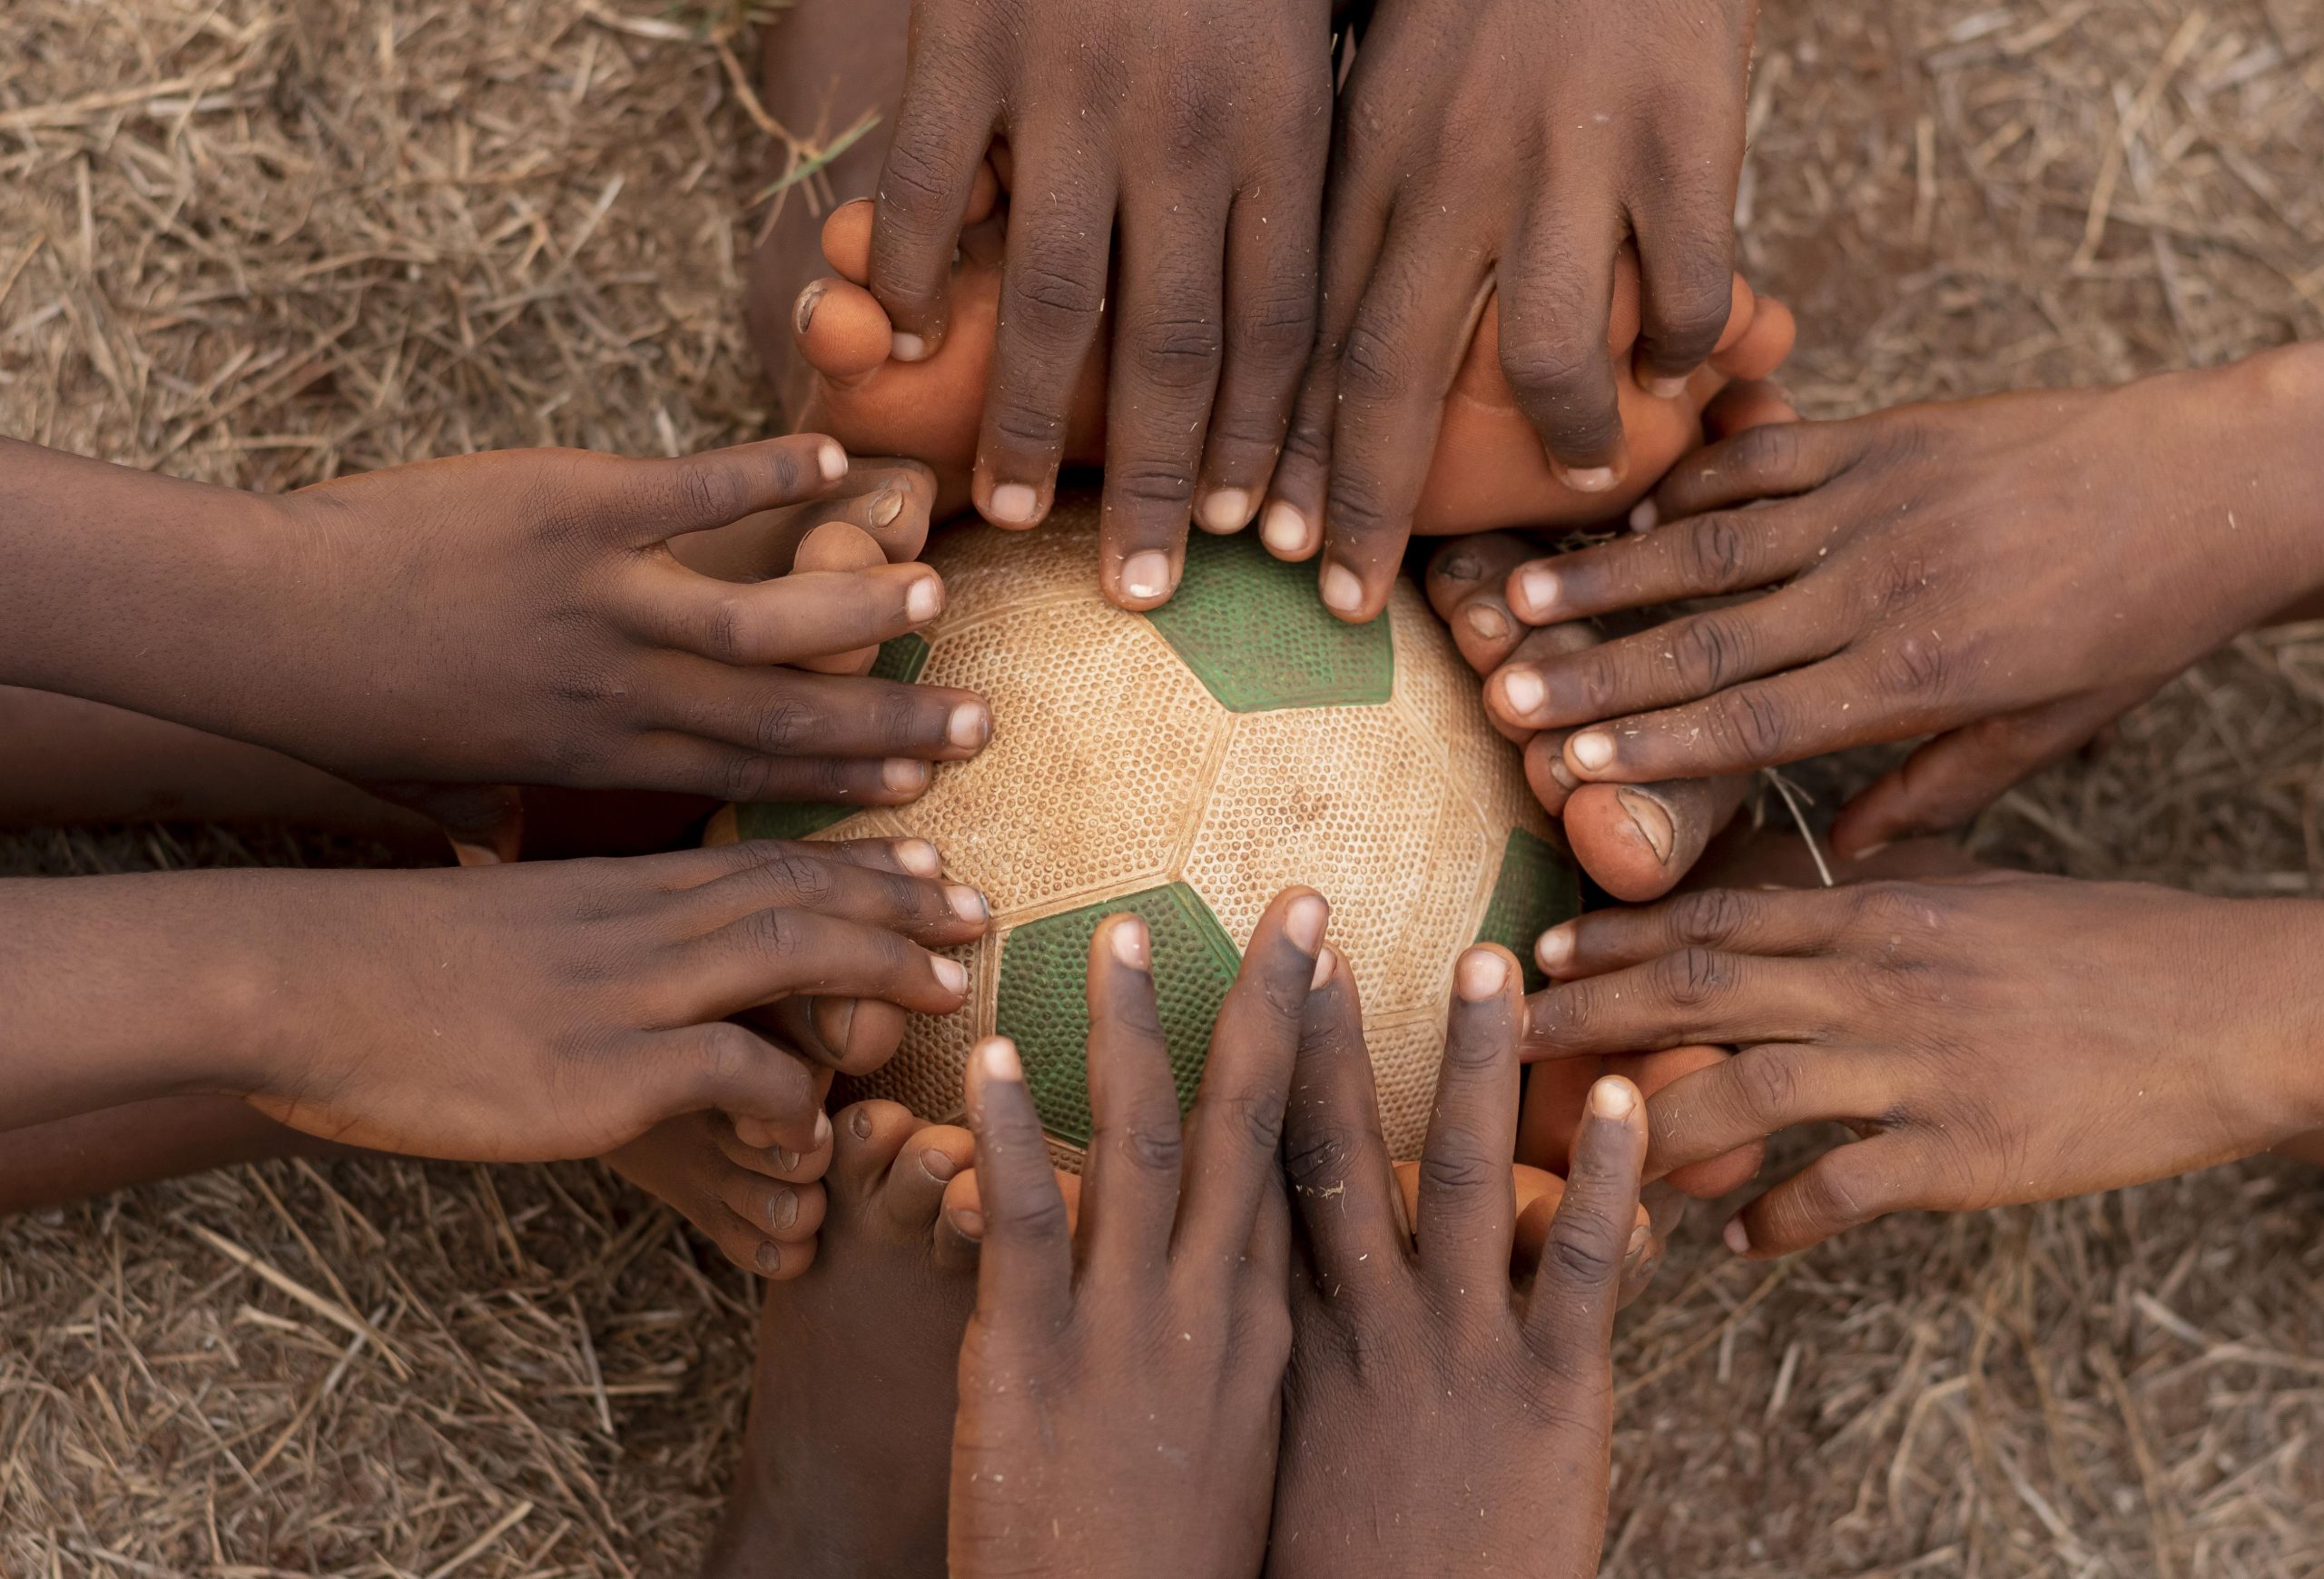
left=701, top=1100, right=977, bottom=1579
left=779, top=176, right=1793, bottom=539
left=602, top=1107, right=837, bottom=1279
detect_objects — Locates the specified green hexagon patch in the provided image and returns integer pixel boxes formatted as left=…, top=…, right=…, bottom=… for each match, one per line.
left=729, top=633, right=933, bottom=842
left=1473, top=828, right=1583, bottom=992
left=1143, top=531, right=1392, bottom=713
left=994, top=883, right=1242, bottom=1146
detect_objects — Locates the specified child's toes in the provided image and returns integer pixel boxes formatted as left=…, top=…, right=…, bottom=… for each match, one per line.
left=720, top=1173, right=829, bottom=1247
left=880, top=1122, right=977, bottom=1237
left=934, top=1164, right=1082, bottom=1248
left=821, top=199, right=874, bottom=284
left=795, top=277, right=893, bottom=384
left=832, top=1099, right=921, bottom=1194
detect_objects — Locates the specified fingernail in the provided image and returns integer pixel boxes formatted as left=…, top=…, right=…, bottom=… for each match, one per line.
left=817, top=440, right=847, bottom=482
left=1109, top=914, right=1151, bottom=969
left=921, top=1147, right=958, bottom=1182
left=947, top=884, right=989, bottom=922
left=1646, top=375, right=1690, bottom=400
left=1121, top=550, right=1173, bottom=602
left=980, top=1036, right=1023, bottom=1082
left=891, top=331, right=930, bottom=362
left=1511, top=566, right=1560, bottom=619
left=1629, top=498, right=1660, bottom=533
left=1465, top=602, right=1511, bottom=641
left=947, top=702, right=990, bottom=751
left=872, top=488, right=906, bottom=528
left=1590, top=1077, right=1637, bottom=1119
left=1616, top=787, right=1676, bottom=864
left=849, top=1105, right=874, bottom=1140
left=896, top=839, right=941, bottom=877
left=1285, top=893, right=1328, bottom=954
left=1260, top=501, right=1311, bottom=556
left=1534, top=924, right=1574, bottom=974
left=1723, top=1218, right=1751, bottom=1256
left=1310, top=944, right=1337, bottom=991
left=1851, top=841, right=1891, bottom=861
left=1626, top=1222, right=1652, bottom=1258
left=1454, top=946, right=1508, bottom=1001
left=905, top=575, right=943, bottom=623
left=1319, top=561, right=1364, bottom=614
left=1546, top=752, right=1580, bottom=792
left=881, top=757, right=931, bottom=794
left=1197, top=488, right=1252, bottom=533
left=770, top=1188, right=800, bottom=1231
left=949, top=1206, right=986, bottom=1239
left=1570, top=732, right=1614, bottom=772
left=988, top=482, right=1040, bottom=525
left=793, top=281, right=826, bottom=335
left=755, top=1241, right=783, bottom=1275
left=1564, top=466, right=1619, bottom=494
left=933, top=955, right=970, bottom=995
left=1496, top=669, right=1547, bottom=720
left=813, top=1110, right=832, bottom=1148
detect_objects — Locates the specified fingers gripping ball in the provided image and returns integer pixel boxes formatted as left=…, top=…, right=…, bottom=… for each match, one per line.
left=706, top=497, right=1580, bottom=1166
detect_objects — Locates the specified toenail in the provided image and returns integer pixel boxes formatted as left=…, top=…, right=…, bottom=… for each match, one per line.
left=947, top=702, right=990, bottom=751
left=1626, top=1222, right=1652, bottom=1258
left=1197, top=488, right=1252, bottom=534
left=881, top=758, right=931, bottom=794
left=1121, top=550, right=1173, bottom=602
left=872, top=488, right=906, bottom=528
left=1723, top=1218, right=1751, bottom=1256
left=1569, top=732, right=1615, bottom=772
left=817, top=439, right=847, bottom=482
left=1534, top=925, right=1574, bottom=973
left=896, top=839, right=941, bottom=877
left=770, top=1188, right=800, bottom=1231
left=1645, top=374, right=1690, bottom=400
left=1260, top=501, right=1310, bottom=556
left=1629, top=498, right=1659, bottom=533
left=1496, top=669, right=1546, bottom=719
left=949, top=1206, right=986, bottom=1239
left=1319, top=561, right=1364, bottom=614
left=1546, top=752, right=1580, bottom=792
left=1109, top=915, right=1151, bottom=970
left=1564, top=466, right=1619, bottom=493
left=813, top=1110, right=832, bottom=1148
left=1590, top=1077, right=1637, bottom=1120
left=850, top=1107, right=874, bottom=1140
left=988, top=483, right=1040, bottom=525
left=1285, top=893, right=1328, bottom=954
left=1454, top=947, right=1508, bottom=1001
left=1465, top=602, right=1510, bottom=641
left=891, top=331, right=930, bottom=362
left=947, top=884, right=989, bottom=922
left=1616, top=787, right=1676, bottom=864
left=755, top=1241, right=784, bottom=1275
left=932, top=955, right=970, bottom=995
left=921, top=1149, right=958, bottom=1183
left=794, top=281, right=827, bottom=335
left=1512, top=566, right=1560, bottom=618
left=816, top=997, right=858, bottom=1054
left=773, top=1146, right=801, bottom=1171
left=905, top=574, right=944, bottom=624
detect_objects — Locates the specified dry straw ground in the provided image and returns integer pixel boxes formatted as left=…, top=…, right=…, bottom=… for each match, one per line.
left=2, top=0, right=2320, bottom=1574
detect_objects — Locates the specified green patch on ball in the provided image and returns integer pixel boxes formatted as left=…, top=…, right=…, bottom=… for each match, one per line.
left=1144, top=531, right=1393, bottom=712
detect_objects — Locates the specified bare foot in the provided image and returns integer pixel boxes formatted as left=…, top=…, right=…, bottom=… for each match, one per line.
left=601, top=1108, right=836, bottom=1279
left=703, top=1100, right=976, bottom=1579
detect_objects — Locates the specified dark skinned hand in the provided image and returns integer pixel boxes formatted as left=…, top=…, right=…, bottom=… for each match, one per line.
left=1486, top=346, right=2324, bottom=855
left=0, top=437, right=990, bottom=841
left=1270, top=0, right=1759, bottom=621
left=1527, top=875, right=2324, bottom=1258
left=1272, top=941, right=1644, bottom=1578
left=866, top=0, right=1334, bottom=607
left=948, top=890, right=1331, bottom=1578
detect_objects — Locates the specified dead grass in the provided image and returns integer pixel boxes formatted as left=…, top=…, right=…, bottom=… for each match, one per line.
left=3, top=0, right=2321, bottom=1574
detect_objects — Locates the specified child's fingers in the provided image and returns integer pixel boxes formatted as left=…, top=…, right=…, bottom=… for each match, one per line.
left=640, top=563, right=946, bottom=668
left=739, top=994, right=911, bottom=1078
left=645, top=740, right=942, bottom=810
left=676, top=907, right=972, bottom=1021
left=965, top=1037, right=1075, bottom=1327
left=664, top=459, right=937, bottom=584
left=1522, top=1075, right=1645, bottom=1357
left=646, top=1022, right=829, bottom=1154
left=1078, top=914, right=1187, bottom=1283
left=599, top=435, right=849, bottom=545
left=1725, top=1135, right=1920, bottom=1258
left=1413, top=946, right=1525, bottom=1310
left=676, top=844, right=989, bottom=948
left=1173, top=889, right=1327, bottom=1282
left=1280, top=952, right=1407, bottom=1299
left=1424, top=534, right=1542, bottom=677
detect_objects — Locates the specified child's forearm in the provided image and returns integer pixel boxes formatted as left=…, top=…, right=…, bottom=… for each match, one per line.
left=0, top=439, right=304, bottom=722
left=0, top=872, right=283, bottom=1130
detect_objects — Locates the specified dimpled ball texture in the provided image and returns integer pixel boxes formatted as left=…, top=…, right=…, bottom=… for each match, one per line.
left=705, top=494, right=1580, bottom=1166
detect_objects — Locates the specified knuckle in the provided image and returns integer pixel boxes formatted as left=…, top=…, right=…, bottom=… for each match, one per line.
left=1801, top=1154, right=1881, bottom=1229
left=737, top=906, right=803, bottom=961
left=1650, top=946, right=1729, bottom=1011
left=878, top=136, right=958, bottom=216
left=1000, top=1188, right=1072, bottom=1242
left=1734, top=1046, right=1804, bottom=1125
left=753, top=696, right=820, bottom=754
left=1007, top=252, right=1106, bottom=336
left=1217, top=1092, right=1285, bottom=1155
left=1670, top=613, right=1755, bottom=695
left=1544, top=1219, right=1622, bottom=1288
left=673, top=458, right=751, bottom=526
left=1665, top=888, right=1754, bottom=950
left=1105, top=461, right=1200, bottom=512
left=1233, top=290, right=1317, bottom=370
left=718, top=751, right=781, bottom=804
left=1128, top=314, right=1225, bottom=392
left=1283, top=1125, right=1357, bottom=1191
left=1709, top=686, right=1787, bottom=761
left=1334, top=321, right=1410, bottom=403
left=1418, top=1148, right=1496, bottom=1196
left=1644, top=254, right=1736, bottom=360
left=1724, top=423, right=1801, bottom=489
left=1677, top=514, right=1752, bottom=591
left=761, top=851, right=832, bottom=906
left=874, top=683, right=933, bottom=747
left=1874, top=633, right=1949, bottom=699
left=1120, top=1119, right=1186, bottom=1175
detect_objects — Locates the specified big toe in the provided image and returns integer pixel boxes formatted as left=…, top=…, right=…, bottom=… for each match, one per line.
left=1565, top=777, right=1748, bottom=903
left=881, top=1122, right=976, bottom=1237
left=795, top=277, right=894, bottom=382
left=832, top=1100, right=920, bottom=1195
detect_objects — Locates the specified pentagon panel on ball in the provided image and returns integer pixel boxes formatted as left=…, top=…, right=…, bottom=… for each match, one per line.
left=708, top=495, right=1579, bottom=1166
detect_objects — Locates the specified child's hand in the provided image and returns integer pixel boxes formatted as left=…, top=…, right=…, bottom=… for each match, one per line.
left=1526, top=876, right=2324, bottom=1258
left=1482, top=345, right=2324, bottom=855
left=1, top=436, right=988, bottom=819
left=0, top=838, right=989, bottom=1164
left=1270, top=943, right=1642, bottom=1579
left=948, top=890, right=1331, bottom=1579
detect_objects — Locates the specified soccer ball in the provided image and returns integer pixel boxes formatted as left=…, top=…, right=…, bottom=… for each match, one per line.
left=705, top=495, right=1578, bottom=1164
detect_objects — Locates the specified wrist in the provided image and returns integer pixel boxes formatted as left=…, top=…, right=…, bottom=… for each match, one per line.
left=2164, top=345, right=2324, bottom=608
left=2255, top=900, right=2324, bottom=1135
